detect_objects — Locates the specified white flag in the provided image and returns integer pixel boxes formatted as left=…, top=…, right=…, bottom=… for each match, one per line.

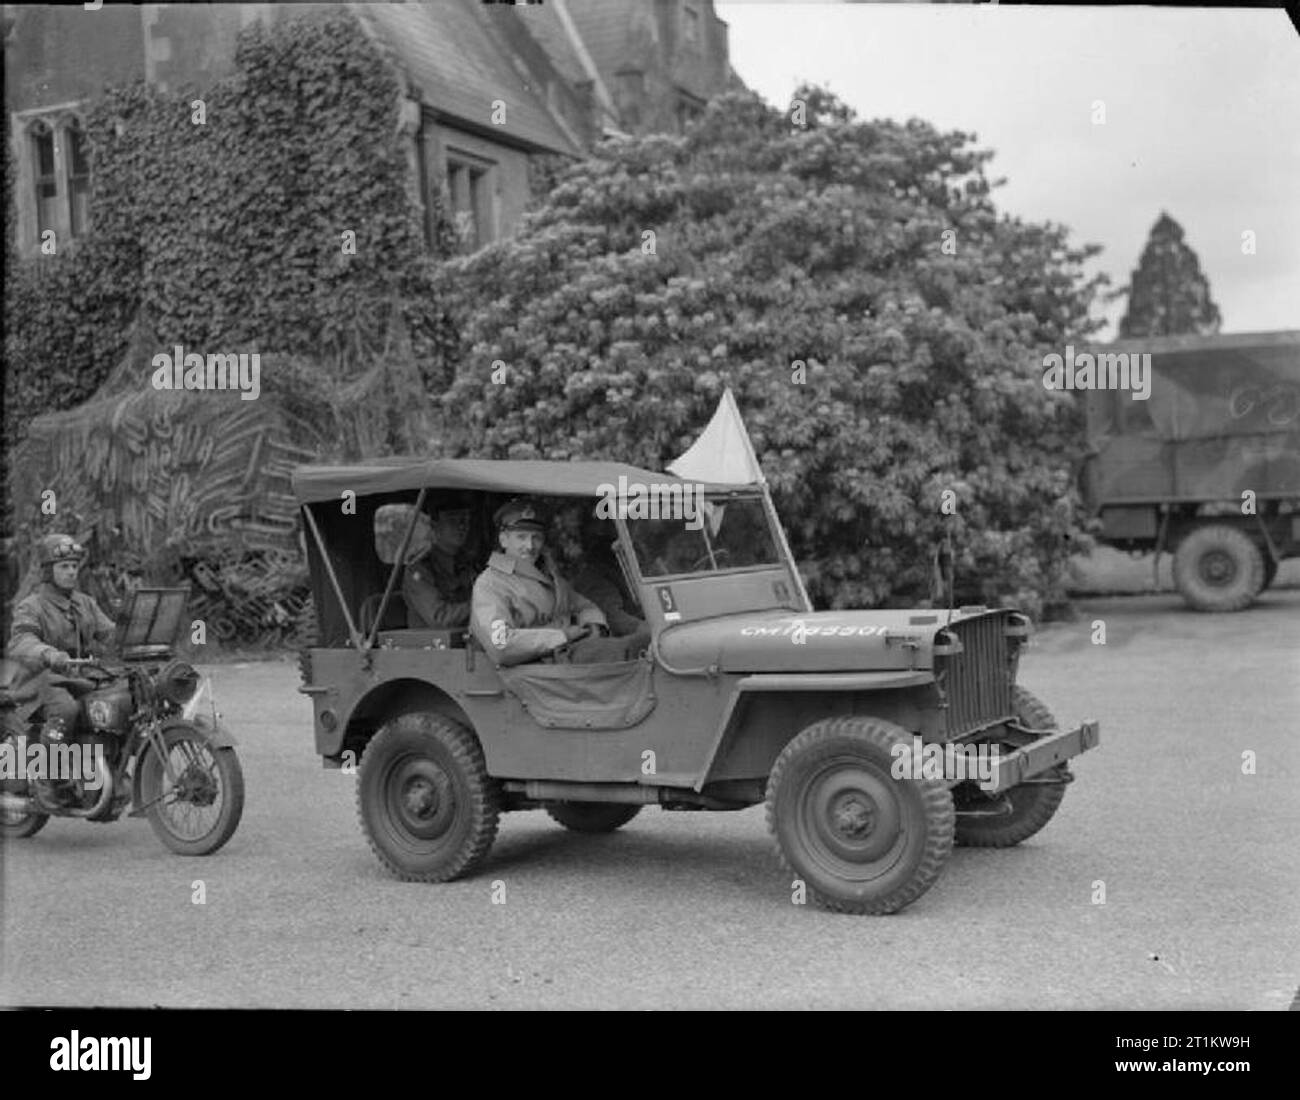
left=666, top=389, right=763, bottom=485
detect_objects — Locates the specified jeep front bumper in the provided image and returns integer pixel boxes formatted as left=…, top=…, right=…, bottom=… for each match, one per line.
left=982, top=720, right=1101, bottom=794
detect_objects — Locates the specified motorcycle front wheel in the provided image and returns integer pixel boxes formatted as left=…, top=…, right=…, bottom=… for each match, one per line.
left=138, top=723, right=244, bottom=856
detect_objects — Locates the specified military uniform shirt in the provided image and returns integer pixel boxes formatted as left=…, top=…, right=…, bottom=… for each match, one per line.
left=7, top=583, right=116, bottom=671
left=471, top=552, right=607, bottom=666
left=403, top=546, right=471, bottom=628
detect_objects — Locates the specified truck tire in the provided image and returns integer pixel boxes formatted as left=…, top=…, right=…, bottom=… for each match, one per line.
left=357, top=713, right=500, bottom=882
left=545, top=802, right=642, bottom=833
left=766, top=716, right=954, bottom=915
left=1172, top=524, right=1265, bottom=612
left=954, top=687, right=1068, bottom=848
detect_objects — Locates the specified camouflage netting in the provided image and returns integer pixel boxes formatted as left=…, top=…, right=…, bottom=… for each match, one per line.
left=6, top=315, right=444, bottom=648
left=8, top=381, right=322, bottom=647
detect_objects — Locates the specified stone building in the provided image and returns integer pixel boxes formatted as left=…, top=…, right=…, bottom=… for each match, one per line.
left=3, top=0, right=741, bottom=258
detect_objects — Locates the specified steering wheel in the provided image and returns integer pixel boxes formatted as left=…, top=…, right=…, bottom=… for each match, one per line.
left=688, top=548, right=731, bottom=571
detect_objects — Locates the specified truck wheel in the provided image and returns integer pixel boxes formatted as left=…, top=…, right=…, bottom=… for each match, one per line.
left=954, top=687, right=1068, bottom=848
left=1172, top=525, right=1265, bottom=612
left=357, top=713, right=500, bottom=882
left=545, top=802, right=642, bottom=833
left=765, top=717, right=954, bottom=915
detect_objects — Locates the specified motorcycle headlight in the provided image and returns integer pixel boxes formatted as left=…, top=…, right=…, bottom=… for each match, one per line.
left=156, top=660, right=200, bottom=706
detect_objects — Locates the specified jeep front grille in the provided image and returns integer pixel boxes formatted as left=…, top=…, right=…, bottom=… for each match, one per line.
left=940, top=612, right=1015, bottom=738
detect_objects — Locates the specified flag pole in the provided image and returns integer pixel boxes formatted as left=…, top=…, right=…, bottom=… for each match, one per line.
left=725, top=390, right=813, bottom=613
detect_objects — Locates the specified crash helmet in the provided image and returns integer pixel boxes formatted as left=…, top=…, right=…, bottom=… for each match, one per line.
left=38, top=534, right=86, bottom=567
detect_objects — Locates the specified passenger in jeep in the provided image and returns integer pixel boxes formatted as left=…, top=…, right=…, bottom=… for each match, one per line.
left=403, top=500, right=474, bottom=629
left=570, top=513, right=645, bottom=637
left=471, top=499, right=651, bottom=666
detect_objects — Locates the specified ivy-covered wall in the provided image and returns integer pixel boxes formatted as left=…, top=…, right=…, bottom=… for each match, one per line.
left=4, top=9, right=459, bottom=540
left=3, top=9, right=461, bottom=641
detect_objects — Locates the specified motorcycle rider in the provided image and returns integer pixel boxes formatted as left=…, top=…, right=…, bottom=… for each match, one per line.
left=6, top=535, right=117, bottom=769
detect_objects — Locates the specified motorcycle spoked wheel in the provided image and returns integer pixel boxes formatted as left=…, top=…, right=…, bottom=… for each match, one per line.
left=138, top=724, right=244, bottom=856
left=0, top=727, right=49, bottom=838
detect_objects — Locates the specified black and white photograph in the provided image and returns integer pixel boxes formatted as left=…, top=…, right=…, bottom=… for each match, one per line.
left=1, top=0, right=1297, bottom=1049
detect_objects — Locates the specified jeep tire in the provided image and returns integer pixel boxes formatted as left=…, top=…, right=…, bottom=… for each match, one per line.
left=1172, top=524, right=1265, bottom=612
left=766, top=716, right=955, bottom=915
left=357, top=712, right=500, bottom=882
left=545, top=802, right=642, bottom=833
left=954, top=686, right=1068, bottom=848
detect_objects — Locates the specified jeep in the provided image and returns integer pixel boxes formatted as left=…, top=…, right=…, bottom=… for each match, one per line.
left=292, top=457, right=1099, bottom=914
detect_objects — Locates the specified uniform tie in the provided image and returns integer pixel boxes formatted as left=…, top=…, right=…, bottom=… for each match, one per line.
left=65, top=603, right=84, bottom=658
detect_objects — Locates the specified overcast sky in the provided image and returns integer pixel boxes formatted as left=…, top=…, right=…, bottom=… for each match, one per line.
left=718, top=3, right=1300, bottom=338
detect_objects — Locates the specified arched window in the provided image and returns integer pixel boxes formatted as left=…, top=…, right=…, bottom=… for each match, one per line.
left=29, top=118, right=58, bottom=238
left=19, top=108, right=92, bottom=252
left=65, top=117, right=91, bottom=237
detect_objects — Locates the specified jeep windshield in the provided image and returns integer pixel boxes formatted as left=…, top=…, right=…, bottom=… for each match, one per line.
left=627, top=495, right=781, bottom=578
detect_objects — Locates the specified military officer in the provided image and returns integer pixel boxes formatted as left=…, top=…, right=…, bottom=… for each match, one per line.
left=6, top=534, right=116, bottom=750
left=403, top=499, right=474, bottom=629
left=471, top=499, right=650, bottom=667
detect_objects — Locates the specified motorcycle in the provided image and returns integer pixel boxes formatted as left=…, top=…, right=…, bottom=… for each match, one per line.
left=0, top=655, right=244, bottom=855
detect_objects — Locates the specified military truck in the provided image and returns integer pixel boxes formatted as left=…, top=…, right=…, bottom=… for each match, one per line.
left=1081, top=331, right=1300, bottom=611
left=292, top=459, right=1099, bottom=915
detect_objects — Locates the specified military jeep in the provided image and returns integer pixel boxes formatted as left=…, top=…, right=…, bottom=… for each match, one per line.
left=292, top=458, right=1099, bottom=914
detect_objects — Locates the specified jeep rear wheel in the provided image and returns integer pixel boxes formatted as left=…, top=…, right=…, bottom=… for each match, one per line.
left=954, top=686, right=1068, bottom=848
left=766, top=717, right=954, bottom=915
left=545, top=802, right=642, bottom=833
left=357, top=713, right=500, bottom=882
left=1173, top=524, right=1265, bottom=612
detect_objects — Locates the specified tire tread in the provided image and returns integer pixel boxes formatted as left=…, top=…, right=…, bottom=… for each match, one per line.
left=954, top=686, right=1067, bottom=849
left=765, top=716, right=954, bottom=915
left=356, top=712, right=500, bottom=883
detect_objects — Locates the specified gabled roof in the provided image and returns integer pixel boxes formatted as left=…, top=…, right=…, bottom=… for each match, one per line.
left=506, top=3, right=587, bottom=88
left=356, top=1, right=582, bottom=157
left=561, top=0, right=648, bottom=79
left=291, top=458, right=753, bottom=504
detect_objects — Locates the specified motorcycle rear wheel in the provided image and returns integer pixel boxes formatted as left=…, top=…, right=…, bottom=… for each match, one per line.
left=139, top=724, right=244, bottom=856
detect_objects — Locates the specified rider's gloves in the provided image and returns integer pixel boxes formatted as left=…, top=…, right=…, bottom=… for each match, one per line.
left=45, top=650, right=72, bottom=674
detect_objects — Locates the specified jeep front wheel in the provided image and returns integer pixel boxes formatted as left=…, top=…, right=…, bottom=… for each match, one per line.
left=545, top=802, right=642, bottom=833
left=357, top=713, right=500, bottom=882
left=954, top=686, right=1068, bottom=848
left=766, top=717, right=955, bottom=915
left=1172, top=524, right=1265, bottom=612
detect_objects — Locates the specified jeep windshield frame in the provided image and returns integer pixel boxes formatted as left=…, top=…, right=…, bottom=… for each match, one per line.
left=621, top=491, right=784, bottom=581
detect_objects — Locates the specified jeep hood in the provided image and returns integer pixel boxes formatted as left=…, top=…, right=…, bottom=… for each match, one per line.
left=655, top=609, right=992, bottom=674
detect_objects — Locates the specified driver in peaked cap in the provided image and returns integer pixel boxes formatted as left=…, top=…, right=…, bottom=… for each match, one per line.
left=471, top=498, right=649, bottom=667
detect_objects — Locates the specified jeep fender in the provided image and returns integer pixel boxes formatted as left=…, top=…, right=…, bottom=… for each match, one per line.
left=695, top=670, right=935, bottom=791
